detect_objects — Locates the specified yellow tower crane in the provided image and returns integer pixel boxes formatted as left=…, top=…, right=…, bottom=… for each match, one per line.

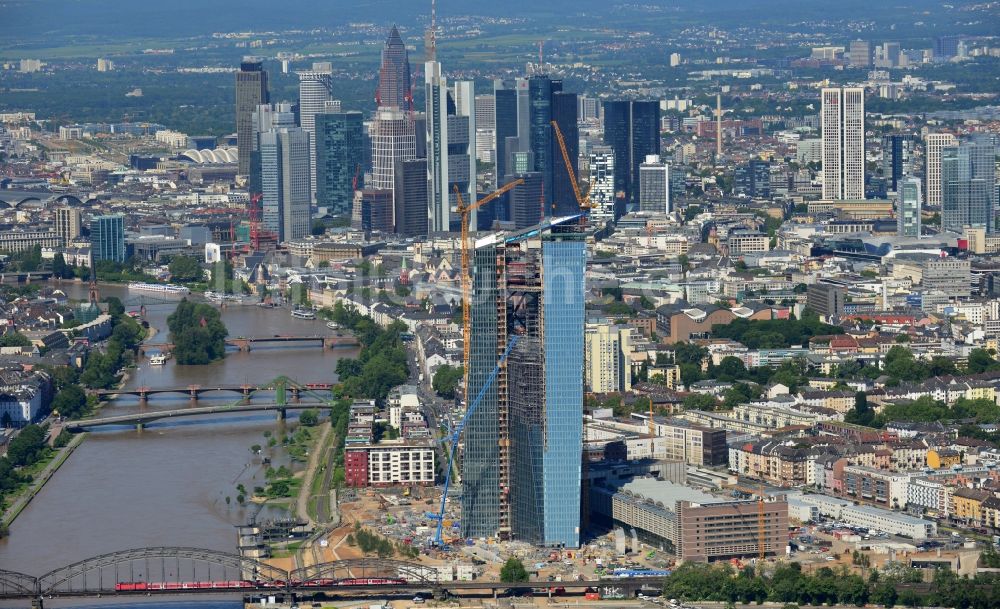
left=550, top=120, right=595, bottom=210
left=453, top=179, right=524, bottom=403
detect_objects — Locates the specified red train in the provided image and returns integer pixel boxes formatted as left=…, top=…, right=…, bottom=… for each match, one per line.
left=115, top=577, right=407, bottom=591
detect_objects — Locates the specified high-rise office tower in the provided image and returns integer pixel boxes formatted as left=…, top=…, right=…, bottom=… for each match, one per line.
left=236, top=59, right=269, bottom=175
left=449, top=80, right=478, bottom=230
left=848, top=40, right=871, bottom=68
left=298, top=64, right=335, bottom=194
left=587, top=145, right=616, bottom=223
left=475, top=94, right=495, bottom=131
left=577, top=96, right=599, bottom=122
left=315, top=111, right=365, bottom=216
left=551, top=90, right=579, bottom=216
left=259, top=127, right=312, bottom=242
left=90, top=215, right=125, bottom=263
left=935, top=36, right=963, bottom=60
left=351, top=189, right=394, bottom=233
left=377, top=25, right=412, bottom=110
left=425, top=61, right=450, bottom=232
left=942, top=141, right=997, bottom=234
left=925, top=133, right=958, bottom=207
left=249, top=103, right=296, bottom=195
left=394, top=158, right=428, bottom=236
left=898, top=177, right=922, bottom=238
left=494, top=82, right=520, bottom=188
left=54, top=207, right=82, bottom=243
left=821, top=87, right=865, bottom=200
left=638, top=155, right=670, bottom=214
left=463, top=217, right=585, bottom=547
left=881, top=134, right=914, bottom=194
left=585, top=321, right=633, bottom=394
left=734, top=159, right=771, bottom=199
left=602, top=100, right=661, bottom=211
left=371, top=106, right=417, bottom=216
left=506, top=172, right=545, bottom=229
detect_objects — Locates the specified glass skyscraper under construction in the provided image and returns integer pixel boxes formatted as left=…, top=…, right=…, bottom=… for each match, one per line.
left=461, top=216, right=585, bottom=548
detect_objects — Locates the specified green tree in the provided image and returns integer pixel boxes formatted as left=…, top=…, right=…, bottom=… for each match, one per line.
left=299, top=408, right=319, bottom=426
left=52, top=385, right=88, bottom=419
left=966, top=348, right=1000, bottom=374
left=103, top=296, right=126, bottom=318
left=168, top=255, right=204, bottom=283
left=500, top=557, right=529, bottom=583
left=52, top=253, right=73, bottom=279
left=166, top=298, right=228, bottom=365
left=844, top=391, right=875, bottom=427
left=432, top=365, right=464, bottom=399
left=683, top=392, right=720, bottom=411
left=0, top=332, right=31, bottom=348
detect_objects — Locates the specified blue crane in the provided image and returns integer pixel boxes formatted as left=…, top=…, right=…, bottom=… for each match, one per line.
left=430, top=334, right=520, bottom=546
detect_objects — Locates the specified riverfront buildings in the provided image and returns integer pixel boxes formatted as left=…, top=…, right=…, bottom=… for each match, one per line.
left=462, top=217, right=586, bottom=547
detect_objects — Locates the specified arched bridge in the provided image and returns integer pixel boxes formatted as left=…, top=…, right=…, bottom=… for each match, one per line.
left=0, top=551, right=444, bottom=598
left=0, top=548, right=665, bottom=601
left=93, top=382, right=334, bottom=402
left=137, top=335, right=358, bottom=357
left=65, top=401, right=331, bottom=431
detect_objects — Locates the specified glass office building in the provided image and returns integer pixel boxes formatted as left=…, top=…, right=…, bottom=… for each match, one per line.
left=90, top=214, right=125, bottom=263
left=462, top=218, right=585, bottom=547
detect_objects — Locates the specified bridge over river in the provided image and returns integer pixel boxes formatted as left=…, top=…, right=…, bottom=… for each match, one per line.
left=0, top=549, right=662, bottom=605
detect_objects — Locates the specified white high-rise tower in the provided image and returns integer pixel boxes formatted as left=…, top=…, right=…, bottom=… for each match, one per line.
left=821, top=87, right=865, bottom=200
left=298, top=63, right=334, bottom=195
left=925, top=133, right=958, bottom=207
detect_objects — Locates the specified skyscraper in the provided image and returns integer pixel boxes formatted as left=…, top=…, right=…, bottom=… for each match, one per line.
left=494, top=82, right=520, bottom=188
left=848, top=40, right=871, bottom=68
left=54, top=207, right=82, bottom=243
left=315, top=111, right=365, bottom=216
left=882, top=134, right=914, bottom=194
left=249, top=103, right=296, bottom=196
left=377, top=25, right=412, bottom=110
left=371, top=106, right=417, bottom=213
left=898, top=177, right=922, bottom=238
left=394, top=158, right=428, bottom=236
left=638, top=154, right=670, bottom=214
left=551, top=90, right=579, bottom=216
left=452, top=81, right=478, bottom=223
left=259, top=127, right=312, bottom=242
left=236, top=59, right=269, bottom=175
left=587, top=145, right=616, bottom=223
left=298, top=64, right=335, bottom=194
left=821, top=87, right=865, bottom=200
left=602, top=100, right=661, bottom=211
left=734, top=159, right=771, bottom=199
left=425, top=61, right=450, bottom=232
left=351, top=189, right=394, bottom=233
left=506, top=172, right=544, bottom=229
left=942, top=141, right=997, bottom=234
left=463, top=217, right=586, bottom=547
left=90, top=215, right=125, bottom=263
left=925, top=133, right=958, bottom=207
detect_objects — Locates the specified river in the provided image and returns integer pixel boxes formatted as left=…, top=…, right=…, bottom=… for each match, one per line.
left=0, top=283, right=359, bottom=577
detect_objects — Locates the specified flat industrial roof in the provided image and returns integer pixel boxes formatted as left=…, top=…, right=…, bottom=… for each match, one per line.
left=620, top=477, right=720, bottom=507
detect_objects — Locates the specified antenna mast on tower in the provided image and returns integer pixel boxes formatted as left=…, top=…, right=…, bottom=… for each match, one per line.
left=425, top=0, right=437, bottom=62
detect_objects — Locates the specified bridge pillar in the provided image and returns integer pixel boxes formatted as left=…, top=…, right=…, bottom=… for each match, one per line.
left=31, top=597, right=43, bottom=609
left=241, top=385, right=253, bottom=403
left=276, top=408, right=286, bottom=421
left=289, top=387, right=301, bottom=403
left=136, top=422, right=144, bottom=432
left=189, top=386, right=200, bottom=403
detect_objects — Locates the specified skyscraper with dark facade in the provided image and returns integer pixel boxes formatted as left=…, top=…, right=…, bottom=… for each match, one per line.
left=882, top=134, right=915, bottom=195
left=377, top=25, right=412, bottom=110
left=315, top=111, right=365, bottom=216
left=463, top=217, right=585, bottom=547
left=527, top=76, right=578, bottom=218
left=506, top=171, right=544, bottom=229
left=394, top=158, right=428, bottom=236
left=734, top=159, right=771, bottom=199
left=236, top=59, right=269, bottom=175
left=602, top=100, right=660, bottom=211
left=494, top=84, right=519, bottom=187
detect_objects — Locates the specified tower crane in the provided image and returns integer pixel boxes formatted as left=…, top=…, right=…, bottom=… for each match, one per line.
left=453, top=179, right=523, bottom=404
left=551, top=120, right=594, bottom=210
left=733, top=484, right=769, bottom=560
left=431, top=335, right=520, bottom=546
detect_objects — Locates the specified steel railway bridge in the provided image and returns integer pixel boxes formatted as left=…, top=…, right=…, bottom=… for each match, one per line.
left=0, top=549, right=659, bottom=606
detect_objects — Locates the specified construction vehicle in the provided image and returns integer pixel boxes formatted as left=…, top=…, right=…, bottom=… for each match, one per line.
left=430, top=335, right=521, bottom=546
left=453, top=179, right=523, bottom=405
